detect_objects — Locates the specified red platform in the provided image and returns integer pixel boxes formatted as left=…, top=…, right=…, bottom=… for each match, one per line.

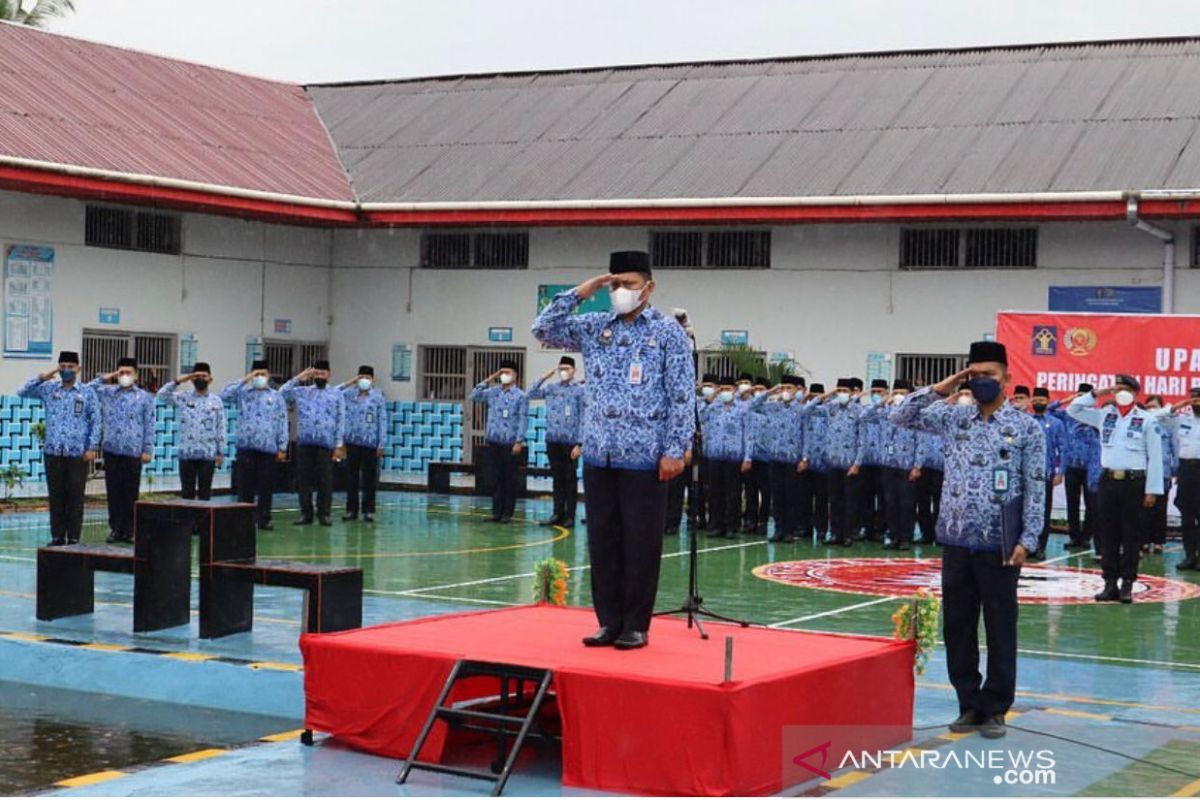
left=301, top=605, right=914, bottom=796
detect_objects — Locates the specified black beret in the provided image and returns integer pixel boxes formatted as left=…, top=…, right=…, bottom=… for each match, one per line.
left=1033, top=387, right=1050, bottom=398
left=251, top=359, right=269, bottom=371
left=968, top=340, right=1007, bottom=366
left=1115, top=374, right=1140, bottom=392
left=892, top=379, right=913, bottom=392
left=559, top=356, right=575, bottom=368
left=609, top=250, right=652, bottom=276
left=57, top=350, right=79, bottom=364
left=192, top=362, right=211, bottom=374
left=313, top=359, right=331, bottom=371
left=499, top=359, right=518, bottom=372
left=1079, top=383, right=1094, bottom=393
left=358, top=365, right=374, bottom=377
left=870, top=379, right=888, bottom=390
left=117, top=357, right=137, bottom=369
left=810, top=383, right=825, bottom=394
left=1012, top=385, right=1031, bottom=396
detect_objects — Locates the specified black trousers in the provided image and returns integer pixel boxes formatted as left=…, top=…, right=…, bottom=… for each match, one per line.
left=1177, top=461, right=1200, bottom=563
left=1064, top=467, right=1096, bottom=546
left=103, top=452, right=142, bottom=539
left=804, top=469, right=829, bottom=537
left=345, top=444, right=379, bottom=515
left=1141, top=480, right=1169, bottom=547
left=296, top=445, right=334, bottom=520
left=1037, top=479, right=1055, bottom=553
left=741, top=463, right=769, bottom=528
left=881, top=467, right=916, bottom=546
left=1098, top=473, right=1146, bottom=583
left=666, top=472, right=687, bottom=533
left=547, top=442, right=579, bottom=522
left=768, top=462, right=801, bottom=540
left=708, top=459, right=742, bottom=534
left=488, top=442, right=520, bottom=520
left=916, top=468, right=943, bottom=542
left=859, top=465, right=885, bottom=539
left=236, top=450, right=277, bottom=526
left=582, top=465, right=668, bottom=634
left=45, top=454, right=87, bottom=543
left=179, top=459, right=216, bottom=500
left=826, top=468, right=861, bottom=544
left=941, top=545, right=1020, bottom=717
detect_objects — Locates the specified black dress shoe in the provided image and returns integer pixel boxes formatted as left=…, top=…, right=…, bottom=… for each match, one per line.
left=318, top=516, right=333, bottom=527
left=1094, top=580, right=1120, bottom=602
left=45, top=539, right=65, bottom=548
left=499, top=516, right=512, bottom=524
left=105, top=531, right=119, bottom=544
left=561, top=518, right=575, bottom=527
left=66, top=539, right=79, bottom=545
left=979, top=714, right=1007, bottom=739
left=665, top=527, right=679, bottom=536
left=582, top=628, right=619, bottom=647
left=539, top=518, right=562, bottom=527
left=614, top=631, right=648, bottom=650
left=293, top=517, right=313, bottom=527
left=1119, top=580, right=1134, bottom=604
left=362, top=513, right=374, bottom=523
left=258, top=521, right=274, bottom=531
left=488, top=515, right=503, bottom=523
left=342, top=513, right=358, bottom=522
left=948, top=710, right=981, bottom=733
left=896, top=542, right=911, bottom=551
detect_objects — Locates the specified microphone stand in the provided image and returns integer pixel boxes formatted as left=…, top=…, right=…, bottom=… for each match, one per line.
left=653, top=322, right=751, bottom=639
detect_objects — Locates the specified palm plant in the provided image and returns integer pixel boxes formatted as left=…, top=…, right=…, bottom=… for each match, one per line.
left=708, top=344, right=800, bottom=386
left=0, top=0, right=76, bottom=27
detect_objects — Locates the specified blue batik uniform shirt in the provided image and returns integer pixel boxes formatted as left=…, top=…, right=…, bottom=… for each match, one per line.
left=748, top=394, right=806, bottom=464
left=878, top=404, right=921, bottom=471
left=916, top=432, right=944, bottom=472
left=699, top=399, right=752, bottom=462
left=802, top=398, right=829, bottom=472
left=219, top=381, right=289, bottom=455
left=87, top=378, right=155, bottom=458
left=894, top=388, right=1045, bottom=553
left=528, top=378, right=585, bottom=445
left=531, top=290, right=695, bottom=470
left=468, top=383, right=529, bottom=446
left=857, top=401, right=887, bottom=466
left=157, top=383, right=227, bottom=461
left=18, top=377, right=100, bottom=457
left=813, top=400, right=863, bottom=471
left=1031, top=411, right=1067, bottom=479
left=280, top=380, right=346, bottom=450
left=341, top=387, right=388, bottom=450
left=1049, top=399, right=1101, bottom=472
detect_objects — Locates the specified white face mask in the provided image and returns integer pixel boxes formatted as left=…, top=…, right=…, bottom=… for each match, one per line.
left=117, top=373, right=134, bottom=388
left=718, top=390, right=735, bottom=404
left=610, top=286, right=644, bottom=315
left=754, top=390, right=767, bottom=399
left=892, top=394, right=907, bottom=406
left=700, top=386, right=715, bottom=398
left=252, top=374, right=269, bottom=390
left=499, top=372, right=514, bottom=386
left=957, top=395, right=975, bottom=407
left=558, top=369, right=572, bottom=383
left=1115, top=390, right=1135, bottom=407
left=834, top=393, right=851, bottom=405
left=780, top=391, right=795, bottom=403
left=736, top=383, right=751, bottom=395
left=357, top=378, right=372, bottom=391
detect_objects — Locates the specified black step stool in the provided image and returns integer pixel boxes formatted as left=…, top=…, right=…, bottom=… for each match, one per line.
left=397, top=660, right=555, bottom=797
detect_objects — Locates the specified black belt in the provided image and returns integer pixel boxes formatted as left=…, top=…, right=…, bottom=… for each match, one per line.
left=1181, top=459, right=1200, bottom=465
left=1103, top=469, right=1145, bottom=481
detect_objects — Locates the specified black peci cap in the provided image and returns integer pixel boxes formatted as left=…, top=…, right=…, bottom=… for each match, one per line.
left=781, top=375, right=799, bottom=386
left=968, top=340, right=1008, bottom=366
left=892, top=379, right=913, bottom=392
left=836, top=378, right=853, bottom=389
left=358, top=365, right=374, bottom=377
left=499, top=359, right=518, bottom=372
left=117, top=357, right=137, bottom=369
left=57, top=350, right=79, bottom=364
left=701, top=373, right=718, bottom=384
left=192, top=362, right=211, bottom=374
left=609, top=251, right=652, bottom=276
left=850, top=378, right=864, bottom=391
left=810, top=383, right=825, bottom=394
left=737, top=373, right=753, bottom=383
left=559, top=356, right=575, bottom=368
left=1033, top=387, right=1050, bottom=399
left=1013, top=385, right=1031, bottom=397
left=313, top=359, right=330, bottom=371
left=251, top=359, right=269, bottom=371
left=870, top=379, right=888, bottom=390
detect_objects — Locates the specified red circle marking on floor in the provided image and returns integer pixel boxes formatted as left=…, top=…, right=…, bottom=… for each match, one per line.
left=752, top=558, right=1200, bottom=604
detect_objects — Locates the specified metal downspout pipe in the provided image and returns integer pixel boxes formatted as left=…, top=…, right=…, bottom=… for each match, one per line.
left=1126, top=195, right=1175, bottom=313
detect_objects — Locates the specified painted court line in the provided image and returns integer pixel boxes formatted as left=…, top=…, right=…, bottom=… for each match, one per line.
left=768, top=595, right=897, bottom=627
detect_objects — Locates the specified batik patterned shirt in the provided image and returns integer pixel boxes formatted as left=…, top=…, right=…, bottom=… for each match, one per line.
left=87, top=379, right=155, bottom=458
left=699, top=400, right=752, bottom=463
left=748, top=394, right=807, bottom=464
left=280, top=380, right=346, bottom=450
left=157, top=383, right=226, bottom=461
left=18, top=378, right=100, bottom=457
left=811, top=401, right=863, bottom=471
left=468, top=384, right=529, bottom=446
left=341, top=387, right=388, bottom=449
left=528, top=378, right=585, bottom=445
left=219, top=382, right=289, bottom=455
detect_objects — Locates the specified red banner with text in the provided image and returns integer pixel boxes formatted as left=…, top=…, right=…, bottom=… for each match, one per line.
left=996, top=311, right=1200, bottom=401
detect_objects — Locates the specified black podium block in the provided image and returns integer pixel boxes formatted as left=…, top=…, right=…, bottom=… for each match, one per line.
left=36, top=544, right=134, bottom=622
left=195, top=502, right=257, bottom=639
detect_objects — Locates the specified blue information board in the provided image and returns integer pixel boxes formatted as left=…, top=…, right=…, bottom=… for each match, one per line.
left=1048, top=286, right=1162, bottom=313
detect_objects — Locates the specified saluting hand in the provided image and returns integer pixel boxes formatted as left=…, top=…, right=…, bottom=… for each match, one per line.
left=932, top=368, right=971, bottom=397
left=39, top=368, right=58, bottom=382
left=575, top=273, right=615, bottom=301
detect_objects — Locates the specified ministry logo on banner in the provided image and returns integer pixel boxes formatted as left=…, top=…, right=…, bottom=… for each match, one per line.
left=1032, top=325, right=1057, bottom=356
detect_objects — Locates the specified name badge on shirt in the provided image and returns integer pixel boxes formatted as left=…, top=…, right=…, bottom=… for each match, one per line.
left=629, top=360, right=643, bottom=385
left=564, top=408, right=571, bottom=417
left=74, top=398, right=83, bottom=415
left=367, top=412, right=374, bottom=423
left=993, top=467, right=1010, bottom=494
left=502, top=409, right=510, bottom=419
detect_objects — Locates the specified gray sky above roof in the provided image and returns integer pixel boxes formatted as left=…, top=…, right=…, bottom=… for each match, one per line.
left=53, top=0, right=1200, bottom=84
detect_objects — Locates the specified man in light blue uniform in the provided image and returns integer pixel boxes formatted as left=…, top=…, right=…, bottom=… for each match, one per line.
left=750, top=375, right=807, bottom=542
left=1067, top=375, right=1164, bottom=603
left=1164, top=387, right=1200, bottom=570
left=529, top=356, right=585, bottom=527
left=20, top=351, right=99, bottom=546
left=914, top=430, right=944, bottom=544
left=1141, top=395, right=1177, bottom=555
left=700, top=378, right=752, bottom=539
left=469, top=359, right=528, bottom=524
left=813, top=378, right=862, bottom=546
left=858, top=378, right=889, bottom=541
left=798, top=383, right=829, bottom=540
left=221, top=359, right=288, bottom=530
left=894, top=340, right=1043, bottom=740
left=878, top=379, right=920, bottom=550
left=281, top=359, right=346, bottom=527
left=340, top=365, right=387, bottom=522
left=89, top=357, right=155, bottom=544
left=157, top=362, right=226, bottom=500
left=531, top=250, right=694, bottom=650
left=1029, top=387, right=1067, bottom=560
left=1050, top=383, right=1100, bottom=550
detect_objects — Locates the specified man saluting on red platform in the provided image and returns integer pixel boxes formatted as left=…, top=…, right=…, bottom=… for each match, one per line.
left=532, top=251, right=696, bottom=650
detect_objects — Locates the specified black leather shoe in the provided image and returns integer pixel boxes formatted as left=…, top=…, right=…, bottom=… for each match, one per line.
left=293, top=517, right=313, bottom=527
left=665, top=527, right=679, bottom=536
left=708, top=529, right=727, bottom=538
left=1119, top=580, right=1134, bottom=604
left=342, top=513, right=358, bottom=522
left=979, top=714, right=1007, bottom=739
left=105, top=531, right=119, bottom=544
left=948, top=710, right=981, bottom=733
left=258, top=521, right=274, bottom=531
left=488, top=515, right=503, bottom=523
left=66, top=539, right=79, bottom=545
left=561, top=518, right=575, bottom=527
left=582, top=628, right=619, bottom=647
left=896, top=542, right=911, bottom=551
left=614, top=631, right=648, bottom=650
left=499, top=516, right=512, bottom=524
left=362, top=513, right=374, bottom=523
left=1094, top=580, right=1120, bottom=602
left=45, top=539, right=65, bottom=548
left=539, top=518, right=562, bottom=527
left=318, top=516, right=333, bottom=527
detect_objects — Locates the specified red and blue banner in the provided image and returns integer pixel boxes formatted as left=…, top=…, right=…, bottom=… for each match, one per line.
left=996, top=311, right=1200, bottom=400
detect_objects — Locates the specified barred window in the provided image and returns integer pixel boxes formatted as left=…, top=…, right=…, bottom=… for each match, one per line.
left=651, top=231, right=703, bottom=267
left=473, top=232, right=528, bottom=268
left=707, top=230, right=771, bottom=268
left=901, top=227, right=1036, bottom=270
left=85, top=206, right=133, bottom=250
left=421, top=230, right=528, bottom=268
left=85, top=205, right=181, bottom=255
left=900, top=229, right=959, bottom=269
left=421, top=233, right=472, bottom=268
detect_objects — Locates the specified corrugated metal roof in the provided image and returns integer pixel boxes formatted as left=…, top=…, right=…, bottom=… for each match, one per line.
left=310, top=37, right=1200, bottom=203
left=0, top=22, right=353, bottom=201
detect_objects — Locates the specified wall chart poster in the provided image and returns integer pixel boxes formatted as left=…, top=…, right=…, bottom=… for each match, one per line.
left=4, top=245, right=53, bottom=359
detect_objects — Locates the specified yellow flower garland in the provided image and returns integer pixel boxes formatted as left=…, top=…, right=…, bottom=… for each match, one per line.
left=892, top=588, right=941, bottom=675
left=532, top=558, right=570, bottom=606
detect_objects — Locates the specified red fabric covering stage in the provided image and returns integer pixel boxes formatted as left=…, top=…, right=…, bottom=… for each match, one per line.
left=301, top=605, right=914, bottom=796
